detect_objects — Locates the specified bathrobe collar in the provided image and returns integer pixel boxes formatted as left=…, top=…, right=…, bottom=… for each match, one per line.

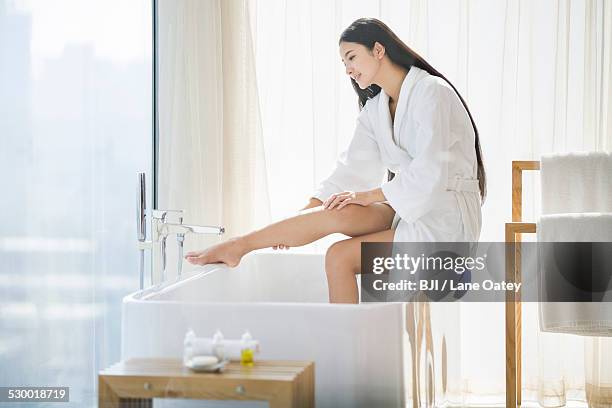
left=378, top=66, right=429, bottom=135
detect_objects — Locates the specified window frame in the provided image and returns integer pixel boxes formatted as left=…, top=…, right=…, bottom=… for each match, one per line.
left=152, top=0, right=159, bottom=209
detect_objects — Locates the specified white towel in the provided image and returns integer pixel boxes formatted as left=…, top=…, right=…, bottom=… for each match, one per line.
left=540, top=151, right=612, bottom=214
left=539, top=213, right=612, bottom=241
left=538, top=213, right=612, bottom=336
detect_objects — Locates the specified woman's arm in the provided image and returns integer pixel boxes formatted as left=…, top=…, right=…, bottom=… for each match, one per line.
left=380, top=82, right=452, bottom=223
left=311, top=107, right=386, bottom=205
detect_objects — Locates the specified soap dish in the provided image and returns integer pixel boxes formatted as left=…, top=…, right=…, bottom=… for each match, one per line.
left=185, top=355, right=228, bottom=373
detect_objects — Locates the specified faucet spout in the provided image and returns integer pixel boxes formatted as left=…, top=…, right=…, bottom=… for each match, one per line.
left=162, top=223, right=225, bottom=236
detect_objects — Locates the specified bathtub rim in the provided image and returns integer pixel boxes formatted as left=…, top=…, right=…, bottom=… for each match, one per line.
left=124, top=260, right=393, bottom=309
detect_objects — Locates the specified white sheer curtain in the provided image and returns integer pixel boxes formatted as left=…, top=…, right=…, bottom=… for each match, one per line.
left=157, top=0, right=270, bottom=281
left=249, top=0, right=612, bottom=406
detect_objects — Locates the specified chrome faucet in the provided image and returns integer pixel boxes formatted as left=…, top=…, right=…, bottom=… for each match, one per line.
left=137, top=172, right=147, bottom=289
left=136, top=172, right=224, bottom=288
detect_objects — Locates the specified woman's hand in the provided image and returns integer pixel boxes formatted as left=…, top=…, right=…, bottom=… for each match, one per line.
left=272, top=244, right=290, bottom=250
left=323, top=191, right=373, bottom=210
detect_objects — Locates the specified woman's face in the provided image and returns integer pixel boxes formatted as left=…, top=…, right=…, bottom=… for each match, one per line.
left=339, top=41, right=383, bottom=89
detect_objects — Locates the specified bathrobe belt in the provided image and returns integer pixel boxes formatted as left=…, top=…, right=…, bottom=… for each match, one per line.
left=446, top=175, right=481, bottom=241
left=446, top=176, right=480, bottom=193
left=446, top=176, right=481, bottom=241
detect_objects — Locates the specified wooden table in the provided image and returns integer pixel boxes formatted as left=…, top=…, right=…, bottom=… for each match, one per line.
left=99, top=358, right=314, bottom=408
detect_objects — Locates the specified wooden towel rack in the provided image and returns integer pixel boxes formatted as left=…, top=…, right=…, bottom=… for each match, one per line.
left=505, top=160, right=540, bottom=407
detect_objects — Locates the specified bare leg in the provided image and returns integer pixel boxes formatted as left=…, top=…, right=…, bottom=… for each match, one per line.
left=325, top=228, right=395, bottom=303
left=185, top=203, right=395, bottom=267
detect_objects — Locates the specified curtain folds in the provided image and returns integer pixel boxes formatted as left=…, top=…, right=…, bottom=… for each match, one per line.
left=157, top=0, right=270, bottom=282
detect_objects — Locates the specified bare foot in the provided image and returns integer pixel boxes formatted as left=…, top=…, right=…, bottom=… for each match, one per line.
left=184, top=238, right=247, bottom=267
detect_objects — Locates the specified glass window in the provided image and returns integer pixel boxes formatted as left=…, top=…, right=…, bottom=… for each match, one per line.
left=0, top=1, right=152, bottom=406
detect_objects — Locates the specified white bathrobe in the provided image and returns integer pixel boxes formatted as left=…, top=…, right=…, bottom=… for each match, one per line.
left=313, top=66, right=482, bottom=242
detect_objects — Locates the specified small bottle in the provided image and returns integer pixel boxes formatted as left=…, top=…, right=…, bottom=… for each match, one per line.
left=212, top=329, right=225, bottom=360
left=240, top=330, right=255, bottom=367
left=183, top=328, right=196, bottom=366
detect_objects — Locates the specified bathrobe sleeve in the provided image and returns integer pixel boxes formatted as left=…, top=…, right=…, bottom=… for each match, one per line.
left=312, top=106, right=386, bottom=202
left=381, top=82, right=453, bottom=223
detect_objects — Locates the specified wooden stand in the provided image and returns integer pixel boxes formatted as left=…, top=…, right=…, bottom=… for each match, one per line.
left=98, top=358, right=314, bottom=408
left=505, top=160, right=539, bottom=407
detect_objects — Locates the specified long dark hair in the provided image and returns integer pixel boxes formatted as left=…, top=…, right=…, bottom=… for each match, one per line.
left=339, top=18, right=486, bottom=203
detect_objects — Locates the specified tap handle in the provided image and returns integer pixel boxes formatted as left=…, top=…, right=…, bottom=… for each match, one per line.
left=137, top=172, right=146, bottom=241
left=152, top=209, right=185, bottom=223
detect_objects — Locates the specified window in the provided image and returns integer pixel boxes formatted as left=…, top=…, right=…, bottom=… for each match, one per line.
left=0, top=1, right=152, bottom=405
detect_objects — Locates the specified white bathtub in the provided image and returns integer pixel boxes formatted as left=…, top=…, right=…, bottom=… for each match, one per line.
left=121, top=251, right=405, bottom=407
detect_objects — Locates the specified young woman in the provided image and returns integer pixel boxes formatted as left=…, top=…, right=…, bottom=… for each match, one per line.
left=186, top=18, right=486, bottom=304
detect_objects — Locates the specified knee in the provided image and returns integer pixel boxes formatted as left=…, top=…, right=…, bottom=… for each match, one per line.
left=325, top=240, right=358, bottom=276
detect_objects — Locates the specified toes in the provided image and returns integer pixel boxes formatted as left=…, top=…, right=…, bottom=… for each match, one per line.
left=186, top=257, right=201, bottom=265
left=185, top=254, right=206, bottom=265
